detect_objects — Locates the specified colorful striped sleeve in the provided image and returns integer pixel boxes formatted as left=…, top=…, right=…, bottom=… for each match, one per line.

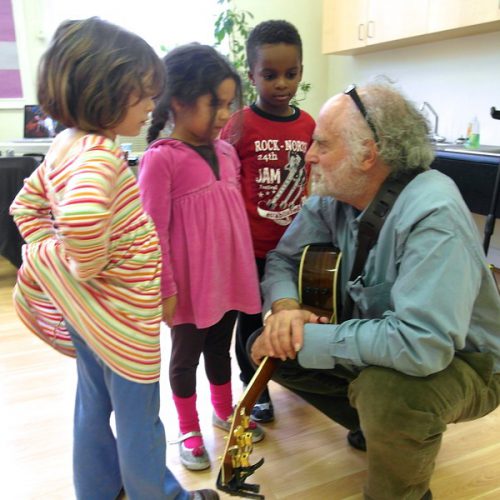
left=56, top=145, right=121, bottom=280
left=10, top=163, right=56, bottom=243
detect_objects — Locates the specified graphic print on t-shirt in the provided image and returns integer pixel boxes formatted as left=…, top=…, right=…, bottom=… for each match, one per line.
left=255, top=140, right=308, bottom=226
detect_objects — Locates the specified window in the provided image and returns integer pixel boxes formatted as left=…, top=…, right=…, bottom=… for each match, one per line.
left=40, top=0, right=223, bottom=153
left=42, top=0, right=222, bottom=53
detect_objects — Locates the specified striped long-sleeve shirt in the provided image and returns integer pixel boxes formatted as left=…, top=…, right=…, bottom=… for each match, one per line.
left=10, top=134, right=163, bottom=383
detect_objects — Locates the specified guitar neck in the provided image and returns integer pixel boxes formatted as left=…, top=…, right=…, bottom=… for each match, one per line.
left=238, top=356, right=279, bottom=411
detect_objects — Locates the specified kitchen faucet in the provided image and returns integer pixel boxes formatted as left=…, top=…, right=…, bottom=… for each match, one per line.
left=420, top=101, right=446, bottom=143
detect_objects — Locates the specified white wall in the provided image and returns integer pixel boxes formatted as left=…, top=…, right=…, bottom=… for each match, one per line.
left=0, top=0, right=328, bottom=141
left=326, top=30, right=500, bottom=145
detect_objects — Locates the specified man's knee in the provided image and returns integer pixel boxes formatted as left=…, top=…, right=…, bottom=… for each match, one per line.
left=349, top=366, right=447, bottom=441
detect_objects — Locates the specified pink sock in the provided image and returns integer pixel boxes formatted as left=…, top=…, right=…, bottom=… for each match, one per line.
left=210, top=381, right=233, bottom=421
left=172, top=393, right=203, bottom=449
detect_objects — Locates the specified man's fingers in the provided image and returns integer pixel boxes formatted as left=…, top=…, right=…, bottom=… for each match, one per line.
left=291, top=317, right=304, bottom=354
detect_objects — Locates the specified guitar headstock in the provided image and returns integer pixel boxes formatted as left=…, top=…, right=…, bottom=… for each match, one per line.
left=217, top=357, right=278, bottom=499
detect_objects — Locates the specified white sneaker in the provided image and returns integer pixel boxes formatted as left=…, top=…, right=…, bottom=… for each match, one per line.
left=171, top=431, right=210, bottom=470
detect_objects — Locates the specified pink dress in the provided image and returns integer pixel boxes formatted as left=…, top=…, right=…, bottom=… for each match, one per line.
left=138, top=138, right=261, bottom=328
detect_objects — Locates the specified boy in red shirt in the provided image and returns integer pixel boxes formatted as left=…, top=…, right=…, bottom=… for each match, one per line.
left=221, top=19, right=315, bottom=423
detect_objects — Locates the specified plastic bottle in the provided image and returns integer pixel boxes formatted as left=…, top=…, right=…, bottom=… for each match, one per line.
left=466, top=117, right=480, bottom=149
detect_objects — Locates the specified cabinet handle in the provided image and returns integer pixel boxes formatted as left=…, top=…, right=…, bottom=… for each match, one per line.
left=367, top=20, right=375, bottom=39
left=358, top=23, right=365, bottom=41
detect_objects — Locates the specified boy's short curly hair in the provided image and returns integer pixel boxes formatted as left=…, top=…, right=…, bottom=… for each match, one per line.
left=37, top=17, right=165, bottom=133
left=246, top=20, right=303, bottom=70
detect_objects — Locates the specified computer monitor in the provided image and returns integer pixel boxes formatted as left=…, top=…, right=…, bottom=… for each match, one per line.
left=23, top=105, right=65, bottom=139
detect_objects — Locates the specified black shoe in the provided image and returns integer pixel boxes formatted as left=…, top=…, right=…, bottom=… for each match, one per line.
left=189, top=489, right=220, bottom=500
left=251, top=400, right=275, bottom=423
left=250, top=388, right=274, bottom=423
left=115, top=488, right=126, bottom=500
left=347, top=429, right=367, bottom=451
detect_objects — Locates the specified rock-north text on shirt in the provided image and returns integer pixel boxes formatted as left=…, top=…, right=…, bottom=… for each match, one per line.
left=254, top=139, right=309, bottom=165
left=254, top=139, right=308, bottom=153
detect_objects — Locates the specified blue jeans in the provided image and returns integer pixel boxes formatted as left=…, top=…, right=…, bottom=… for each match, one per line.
left=68, top=324, right=188, bottom=500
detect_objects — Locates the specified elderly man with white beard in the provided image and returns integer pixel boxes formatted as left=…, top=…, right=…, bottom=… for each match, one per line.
left=247, top=82, right=500, bottom=500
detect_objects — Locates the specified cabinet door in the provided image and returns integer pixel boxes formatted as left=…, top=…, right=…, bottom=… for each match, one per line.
left=366, top=0, right=429, bottom=45
left=322, top=0, right=369, bottom=53
left=428, top=0, right=500, bottom=33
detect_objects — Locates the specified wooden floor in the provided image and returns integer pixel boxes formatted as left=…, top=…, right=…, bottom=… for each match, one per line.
left=1, top=256, right=499, bottom=500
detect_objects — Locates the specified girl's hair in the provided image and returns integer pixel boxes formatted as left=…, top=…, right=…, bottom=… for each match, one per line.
left=37, top=17, right=165, bottom=133
left=147, top=43, right=242, bottom=143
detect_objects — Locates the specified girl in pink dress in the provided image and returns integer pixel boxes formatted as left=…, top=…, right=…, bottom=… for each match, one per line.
left=138, top=43, right=263, bottom=471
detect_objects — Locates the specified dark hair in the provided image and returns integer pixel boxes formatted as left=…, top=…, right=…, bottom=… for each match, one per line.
left=37, top=17, right=165, bottom=133
left=246, top=20, right=303, bottom=70
left=147, top=43, right=242, bottom=143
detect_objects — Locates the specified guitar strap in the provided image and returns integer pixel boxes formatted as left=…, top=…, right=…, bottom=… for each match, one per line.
left=341, top=170, right=421, bottom=322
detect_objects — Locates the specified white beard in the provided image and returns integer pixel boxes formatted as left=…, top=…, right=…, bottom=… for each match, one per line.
left=310, top=158, right=367, bottom=203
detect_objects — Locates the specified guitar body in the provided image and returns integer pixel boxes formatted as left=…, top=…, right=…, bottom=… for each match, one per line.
left=217, top=244, right=341, bottom=498
left=298, top=244, right=342, bottom=323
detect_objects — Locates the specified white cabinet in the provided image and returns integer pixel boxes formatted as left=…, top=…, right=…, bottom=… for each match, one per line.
left=323, top=0, right=500, bottom=55
left=322, top=0, right=428, bottom=54
left=427, top=0, right=500, bottom=32
left=322, top=0, right=368, bottom=54
left=366, top=0, right=429, bottom=45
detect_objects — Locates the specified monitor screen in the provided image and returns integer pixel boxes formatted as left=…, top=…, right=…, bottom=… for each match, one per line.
left=23, top=105, right=66, bottom=139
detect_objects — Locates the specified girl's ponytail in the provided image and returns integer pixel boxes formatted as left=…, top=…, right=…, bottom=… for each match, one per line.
left=147, top=93, right=170, bottom=144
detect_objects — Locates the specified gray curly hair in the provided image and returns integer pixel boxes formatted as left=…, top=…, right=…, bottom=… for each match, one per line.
left=343, top=81, right=435, bottom=174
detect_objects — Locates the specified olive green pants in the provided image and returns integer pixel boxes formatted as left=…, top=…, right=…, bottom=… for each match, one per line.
left=271, top=352, right=500, bottom=500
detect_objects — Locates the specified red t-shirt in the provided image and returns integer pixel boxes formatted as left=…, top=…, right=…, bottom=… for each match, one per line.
left=221, top=104, right=315, bottom=258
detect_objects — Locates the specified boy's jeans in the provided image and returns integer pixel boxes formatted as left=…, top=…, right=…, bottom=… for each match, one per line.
left=68, top=325, right=188, bottom=500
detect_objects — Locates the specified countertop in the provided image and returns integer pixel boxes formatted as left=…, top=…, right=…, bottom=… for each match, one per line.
left=431, top=146, right=500, bottom=217
left=433, top=143, right=500, bottom=158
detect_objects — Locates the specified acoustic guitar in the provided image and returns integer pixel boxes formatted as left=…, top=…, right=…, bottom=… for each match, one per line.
left=216, top=244, right=341, bottom=498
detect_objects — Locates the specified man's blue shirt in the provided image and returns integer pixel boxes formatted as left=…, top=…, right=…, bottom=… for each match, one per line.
left=262, top=170, right=500, bottom=376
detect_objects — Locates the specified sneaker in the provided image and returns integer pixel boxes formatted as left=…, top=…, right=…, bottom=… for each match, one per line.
left=251, top=400, right=274, bottom=423
left=189, top=489, right=220, bottom=500
left=171, top=431, right=210, bottom=470
left=212, top=411, right=265, bottom=443
left=347, top=429, right=367, bottom=452
left=243, top=385, right=275, bottom=423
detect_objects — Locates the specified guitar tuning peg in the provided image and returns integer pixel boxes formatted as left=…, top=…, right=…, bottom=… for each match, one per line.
left=223, top=435, right=228, bottom=441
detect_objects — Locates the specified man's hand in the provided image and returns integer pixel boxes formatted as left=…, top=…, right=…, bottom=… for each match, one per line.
left=251, top=303, right=328, bottom=364
left=162, top=295, right=177, bottom=327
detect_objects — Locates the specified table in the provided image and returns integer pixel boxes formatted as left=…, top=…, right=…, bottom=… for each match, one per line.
left=0, top=156, right=39, bottom=267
